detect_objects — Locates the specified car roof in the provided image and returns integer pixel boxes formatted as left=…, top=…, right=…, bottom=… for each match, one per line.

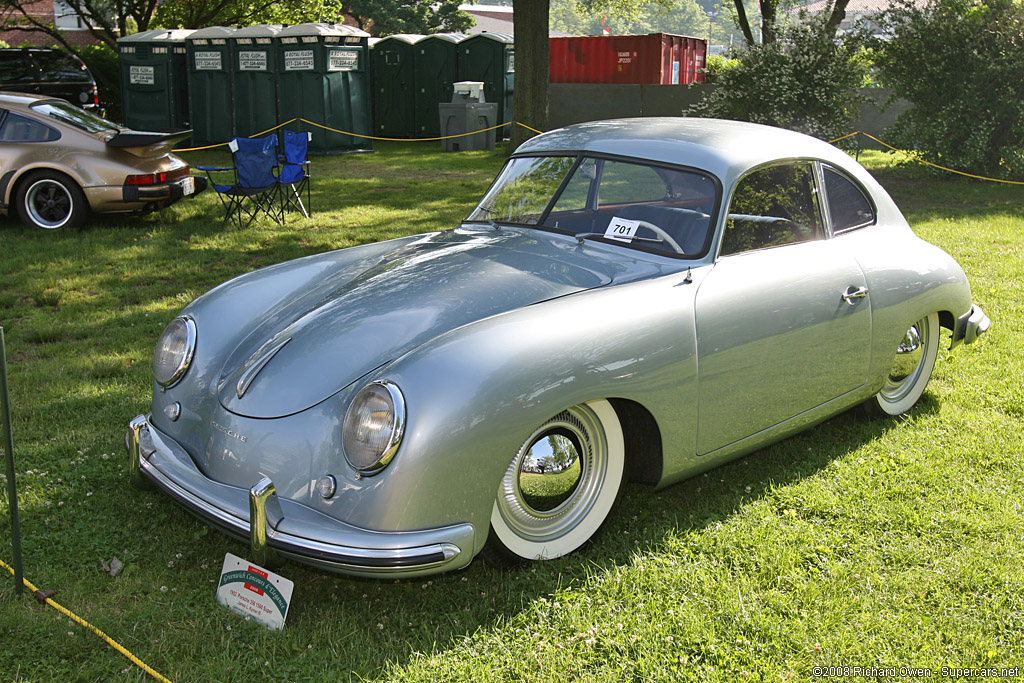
left=0, top=90, right=50, bottom=105
left=515, top=117, right=862, bottom=186
left=0, top=91, right=61, bottom=109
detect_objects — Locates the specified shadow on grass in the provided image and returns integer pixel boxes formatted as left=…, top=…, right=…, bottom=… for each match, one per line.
left=147, top=397, right=940, bottom=680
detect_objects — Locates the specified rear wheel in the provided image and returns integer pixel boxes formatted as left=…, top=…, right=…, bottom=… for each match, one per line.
left=871, top=313, right=940, bottom=415
left=16, top=171, right=87, bottom=230
left=485, top=400, right=625, bottom=565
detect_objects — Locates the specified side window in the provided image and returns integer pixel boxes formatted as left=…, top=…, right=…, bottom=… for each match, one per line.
left=721, top=161, right=823, bottom=256
left=823, top=166, right=875, bottom=233
left=0, top=55, right=37, bottom=85
left=34, top=51, right=89, bottom=83
left=0, top=112, right=60, bottom=142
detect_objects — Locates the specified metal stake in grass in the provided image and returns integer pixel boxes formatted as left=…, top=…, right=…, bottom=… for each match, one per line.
left=1, top=326, right=24, bottom=594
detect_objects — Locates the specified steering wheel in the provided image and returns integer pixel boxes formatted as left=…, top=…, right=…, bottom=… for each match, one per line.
left=634, top=220, right=685, bottom=254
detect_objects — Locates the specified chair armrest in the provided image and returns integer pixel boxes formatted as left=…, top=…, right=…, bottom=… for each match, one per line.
left=196, top=165, right=234, bottom=172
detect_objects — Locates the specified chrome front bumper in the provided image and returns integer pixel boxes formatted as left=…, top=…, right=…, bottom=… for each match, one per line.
left=951, top=304, right=991, bottom=348
left=126, top=415, right=474, bottom=578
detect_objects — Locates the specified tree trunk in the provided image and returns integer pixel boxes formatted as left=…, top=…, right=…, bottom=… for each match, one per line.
left=732, top=0, right=756, bottom=45
left=509, top=0, right=549, bottom=153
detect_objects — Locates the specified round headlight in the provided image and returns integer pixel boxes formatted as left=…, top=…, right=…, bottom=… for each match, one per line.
left=342, top=381, right=405, bottom=474
left=153, top=316, right=196, bottom=388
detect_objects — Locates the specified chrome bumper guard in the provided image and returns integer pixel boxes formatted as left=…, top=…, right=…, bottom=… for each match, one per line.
left=126, top=415, right=472, bottom=577
left=951, top=304, right=991, bottom=348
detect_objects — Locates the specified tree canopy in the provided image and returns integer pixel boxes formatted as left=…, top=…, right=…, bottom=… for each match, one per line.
left=0, top=0, right=473, bottom=53
left=870, top=0, right=1024, bottom=177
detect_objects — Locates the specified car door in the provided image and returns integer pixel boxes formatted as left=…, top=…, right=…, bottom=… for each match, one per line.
left=694, top=160, right=872, bottom=455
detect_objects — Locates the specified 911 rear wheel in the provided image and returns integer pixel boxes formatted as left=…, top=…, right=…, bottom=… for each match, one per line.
left=16, top=171, right=87, bottom=230
left=872, top=313, right=940, bottom=415
left=485, top=400, right=625, bottom=564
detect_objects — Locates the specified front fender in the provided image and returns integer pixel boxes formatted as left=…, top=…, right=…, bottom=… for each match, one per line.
left=354, top=267, right=705, bottom=552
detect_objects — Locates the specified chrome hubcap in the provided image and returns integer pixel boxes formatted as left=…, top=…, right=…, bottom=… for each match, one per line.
left=496, top=405, right=608, bottom=543
left=881, top=317, right=928, bottom=401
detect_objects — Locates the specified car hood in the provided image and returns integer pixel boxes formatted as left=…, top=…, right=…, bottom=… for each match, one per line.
left=216, top=228, right=615, bottom=418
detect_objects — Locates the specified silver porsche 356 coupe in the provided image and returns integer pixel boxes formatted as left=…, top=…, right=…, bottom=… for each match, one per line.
left=127, top=118, right=990, bottom=578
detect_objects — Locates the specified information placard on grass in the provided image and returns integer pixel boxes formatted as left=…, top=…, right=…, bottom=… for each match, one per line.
left=215, top=553, right=294, bottom=630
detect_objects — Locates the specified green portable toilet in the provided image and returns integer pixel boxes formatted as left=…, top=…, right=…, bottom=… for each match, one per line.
left=457, top=33, right=514, bottom=139
left=186, top=26, right=235, bottom=147
left=413, top=33, right=466, bottom=138
left=231, top=25, right=280, bottom=138
left=372, top=34, right=423, bottom=138
left=276, top=23, right=372, bottom=155
left=117, top=29, right=193, bottom=131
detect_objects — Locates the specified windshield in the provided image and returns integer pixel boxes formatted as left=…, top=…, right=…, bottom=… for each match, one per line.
left=468, top=155, right=719, bottom=258
left=30, top=100, right=118, bottom=134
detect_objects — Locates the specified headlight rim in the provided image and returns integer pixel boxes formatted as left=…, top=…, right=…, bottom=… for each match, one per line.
left=342, top=379, right=406, bottom=475
left=154, top=315, right=197, bottom=389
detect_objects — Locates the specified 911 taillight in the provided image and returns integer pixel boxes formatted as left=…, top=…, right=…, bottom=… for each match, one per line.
left=125, top=167, right=191, bottom=186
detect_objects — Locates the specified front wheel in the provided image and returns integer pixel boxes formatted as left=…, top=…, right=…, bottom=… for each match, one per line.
left=871, top=313, right=940, bottom=415
left=16, top=171, right=88, bottom=230
left=485, top=399, right=625, bottom=565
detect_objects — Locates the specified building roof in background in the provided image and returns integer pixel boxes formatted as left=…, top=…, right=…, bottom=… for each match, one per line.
left=792, top=0, right=926, bottom=12
left=459, top=5, right=573, bottom=36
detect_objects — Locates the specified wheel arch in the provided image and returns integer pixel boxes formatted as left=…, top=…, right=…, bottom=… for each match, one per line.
left=609, top=397, right=663, bottom=486
left=9, top=165, right=90, bottom=212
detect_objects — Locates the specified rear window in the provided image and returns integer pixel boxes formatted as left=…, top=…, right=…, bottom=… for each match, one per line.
left=29, top=100, right=117, bottom=134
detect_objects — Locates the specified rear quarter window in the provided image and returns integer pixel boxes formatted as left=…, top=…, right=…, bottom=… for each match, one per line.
left=824, top=166, right=875, bottom=234
left=0, top=112, right=60, bottom=142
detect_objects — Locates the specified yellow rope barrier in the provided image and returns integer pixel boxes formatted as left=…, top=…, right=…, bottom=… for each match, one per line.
left=175, top=120, right=544, bottom=151
left=1, top=557, right=174, bottom=683
left=830, top=131, right=1024, bottom=186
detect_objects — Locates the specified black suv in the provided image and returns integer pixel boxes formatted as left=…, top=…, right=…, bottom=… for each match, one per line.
left=0, top=48, right=99, bottom=111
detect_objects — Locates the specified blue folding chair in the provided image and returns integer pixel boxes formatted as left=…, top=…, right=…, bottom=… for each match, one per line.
left=278, top=130, right=312, bottom=218
left=198, top=134, right=283, bottom=228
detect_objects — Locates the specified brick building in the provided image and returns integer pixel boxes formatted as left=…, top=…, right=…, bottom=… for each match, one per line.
left=1, top=0, right=102, bottom=48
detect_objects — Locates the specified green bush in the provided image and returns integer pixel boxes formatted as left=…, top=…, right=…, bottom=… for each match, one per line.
left=690, top=17, right=868, bottom=142
left=870, top=0, right=1024, bottom=178
left=77, top=43, right=121, bottom=121
left=701, top=53, right=740, bottom=83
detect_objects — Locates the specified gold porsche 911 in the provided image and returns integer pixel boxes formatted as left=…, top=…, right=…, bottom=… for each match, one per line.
left=0, top=91, right=206, bottom=230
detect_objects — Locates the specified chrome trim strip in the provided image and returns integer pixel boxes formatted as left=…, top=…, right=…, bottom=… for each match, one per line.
left=236, top=338, right=290, bottom=399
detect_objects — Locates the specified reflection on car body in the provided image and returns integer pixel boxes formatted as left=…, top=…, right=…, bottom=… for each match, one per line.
left=127, top=118, right=990, bottom=578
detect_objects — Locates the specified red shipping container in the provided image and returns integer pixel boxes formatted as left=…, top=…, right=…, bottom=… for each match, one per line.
left=549, top=33, right=707, bottom=85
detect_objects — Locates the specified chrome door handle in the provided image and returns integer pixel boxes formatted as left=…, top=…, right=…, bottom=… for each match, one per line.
left=842, top=286, right=869, bottom=303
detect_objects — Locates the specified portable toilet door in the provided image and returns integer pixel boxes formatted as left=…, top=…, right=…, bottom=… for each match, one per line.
left=186, top=26, right=236, bottom=146
left=413, top=33, right=466, bottom=138
left=371, top=34, right=423, bottom=138
left=231, top=25, right=281, bottom=138
left=117, top=29, right=193, bottom=131
left=276, top=23, right=372, bottom=154
left=457, top=33, right=514, bottom=139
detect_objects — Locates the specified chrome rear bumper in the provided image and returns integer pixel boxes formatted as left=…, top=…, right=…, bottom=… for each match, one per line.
left=126, top=415, right=473, bottom=578
left=951, top=304, right=991, bottom=348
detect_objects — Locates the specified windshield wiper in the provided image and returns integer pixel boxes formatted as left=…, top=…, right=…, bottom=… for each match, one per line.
left=575, top=232, right=664, bottom=245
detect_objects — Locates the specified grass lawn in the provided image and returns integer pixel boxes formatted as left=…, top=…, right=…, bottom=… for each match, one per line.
left=0, top=143, right=1021, bottom=682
